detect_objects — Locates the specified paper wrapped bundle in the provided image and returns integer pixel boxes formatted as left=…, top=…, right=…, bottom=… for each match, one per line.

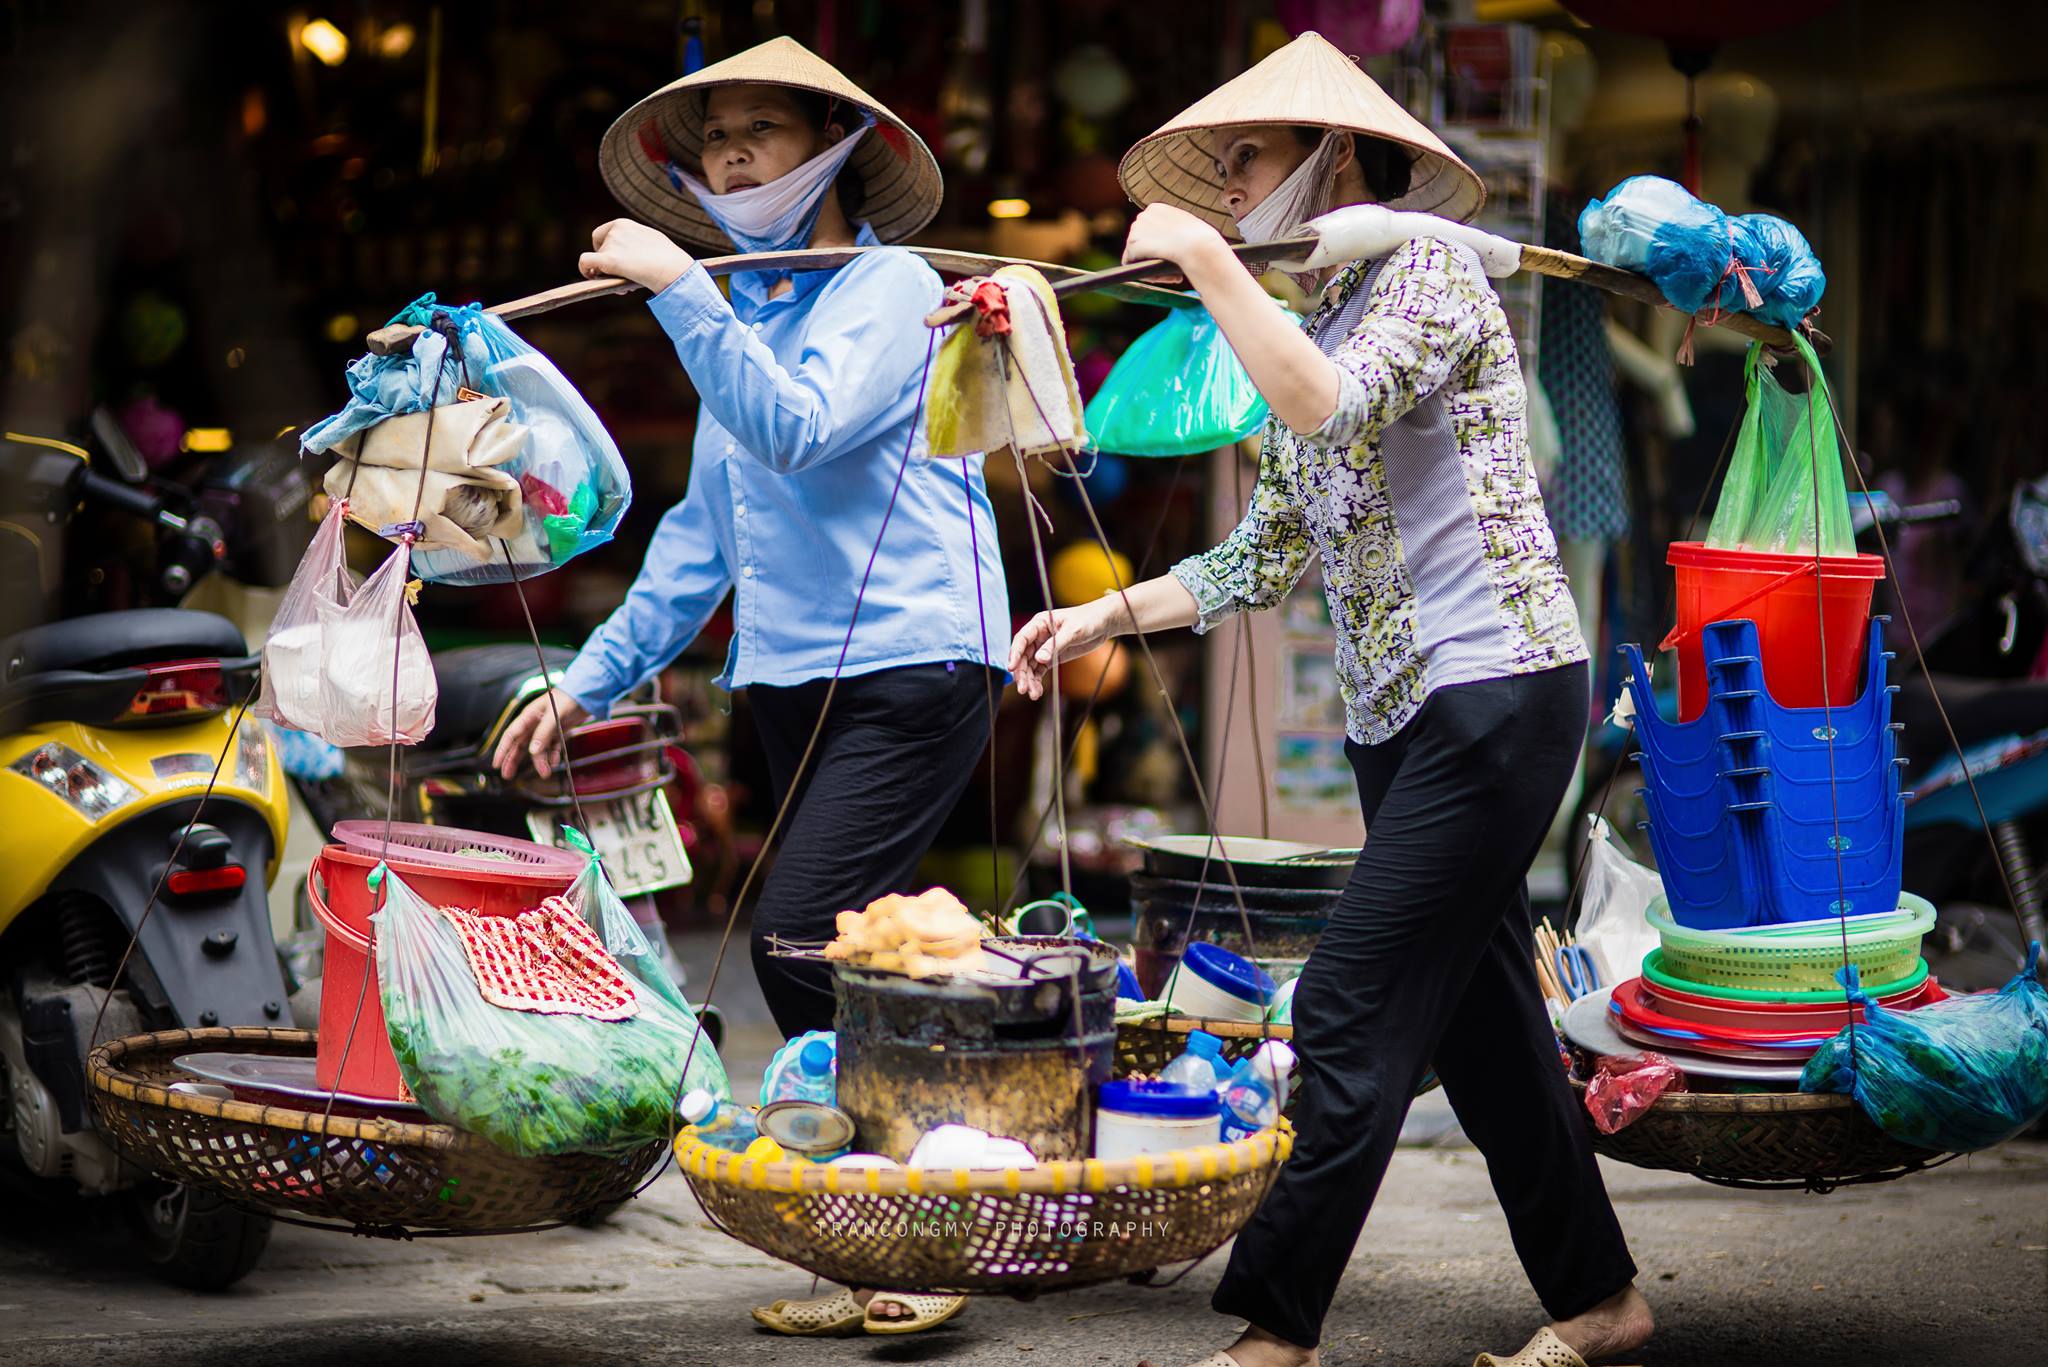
left=324, top=396, right=530, bottom=559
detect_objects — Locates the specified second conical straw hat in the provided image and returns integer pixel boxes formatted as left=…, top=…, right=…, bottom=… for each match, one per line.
left=1119, top=31, right=1485, bottom=232
left=600, top=36, right=942, bottom=253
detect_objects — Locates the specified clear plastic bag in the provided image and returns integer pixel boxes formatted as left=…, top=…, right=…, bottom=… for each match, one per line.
left=1583, top=1052, right=1686, bottom=1134
left=1574, top=815, right=1664, bottom=989
left=317, top=545, right=437, bottom=748
left=1082, top=304, right=1271, bottom=457
left=1801, top=943, right=2048, bottom=1153
left=302, top=294, right=630, bottom=585
left=251, top=500, right=360, bottom=733
left=373, top=852, right=729, bottom=1158
left=1703, top=334, right=1853, bottom=557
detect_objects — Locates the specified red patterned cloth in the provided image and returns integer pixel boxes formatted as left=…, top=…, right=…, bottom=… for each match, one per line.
left=436, top=896, right=638, bottom=1020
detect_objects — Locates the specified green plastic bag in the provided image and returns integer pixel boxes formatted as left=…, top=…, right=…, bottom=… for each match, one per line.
left=374, top=840, right=729, bottom=1158
left=1705, top=334, right=1853, bottom=556
left=1083, top=304, right=1270, bottom=457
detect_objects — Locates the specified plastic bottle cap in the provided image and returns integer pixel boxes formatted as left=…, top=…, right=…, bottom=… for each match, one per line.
left=1186, top=1030, right=1223, bottom=1058
left=1098, top=1080, right=1222, bottom=1119
left=679, top=1088, right=716, bottom=1125
left=799, top=1039, right=834, bottom=1075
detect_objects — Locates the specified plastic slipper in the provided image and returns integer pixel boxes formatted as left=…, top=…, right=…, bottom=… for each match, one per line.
left=751, top=1286, right=867, bottom=1336
left=863, top=1291, right=967, bottom=1335
left=1474, top=1325, right=1642, bottom=1367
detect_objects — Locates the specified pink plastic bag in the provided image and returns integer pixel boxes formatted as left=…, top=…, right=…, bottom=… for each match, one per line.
left=1583, top=1053, right=1687, bottom=1134
left=316, top=544, right=436, bottom=747
left=252, top=500, right=358, bottom=732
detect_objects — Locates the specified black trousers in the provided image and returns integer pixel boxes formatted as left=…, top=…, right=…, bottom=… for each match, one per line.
left=1212, top=662, right=1636, bottom=1349
left=746, top=661, right=996, bottom=1038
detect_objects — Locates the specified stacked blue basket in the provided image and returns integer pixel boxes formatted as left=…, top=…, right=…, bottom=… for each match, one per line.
left=1621, top=617, right=1910, bottom=929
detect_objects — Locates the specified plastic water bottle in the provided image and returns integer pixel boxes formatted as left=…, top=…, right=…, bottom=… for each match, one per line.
left=764, top=1037, right=838, bottom=1106
left=1160, top=1030, right=1226, bottom=1092
left=1218, top=1041, right=1297, bottom=1142
left=679, top=1089, right=759, bottom=1152
left=760, top=1029, right=836, bottom=1106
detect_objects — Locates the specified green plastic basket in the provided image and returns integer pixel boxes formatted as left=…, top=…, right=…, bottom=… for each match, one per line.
left=1647, top=894, right=1934, bottom=992
left=1641, top=948, right=1930, bottom=1003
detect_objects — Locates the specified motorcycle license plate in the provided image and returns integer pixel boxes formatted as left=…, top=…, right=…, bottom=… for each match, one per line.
left=528, top=790, right=692, bottom=898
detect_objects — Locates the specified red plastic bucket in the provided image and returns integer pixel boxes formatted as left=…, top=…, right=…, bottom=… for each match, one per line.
left=1662, top=542, right=1884, bottom=721
left=307, top=865, right=407, bottom=1102
left=316, top=840, right=580, bottom=930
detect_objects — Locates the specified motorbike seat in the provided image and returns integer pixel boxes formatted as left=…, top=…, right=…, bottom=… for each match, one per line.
left=425, top=642, right=579, bottom=752
left=1, top=609, right=247, bottom=680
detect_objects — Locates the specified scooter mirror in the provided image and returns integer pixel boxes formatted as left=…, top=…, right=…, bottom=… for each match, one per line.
left=89, top=406, right=150, bottom=483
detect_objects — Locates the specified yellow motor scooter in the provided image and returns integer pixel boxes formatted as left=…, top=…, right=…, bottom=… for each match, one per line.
left=2, top=427, right=297, bottom=1288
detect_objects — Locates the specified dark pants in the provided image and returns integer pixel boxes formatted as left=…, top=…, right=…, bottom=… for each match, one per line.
left=1212, top=662, right=1637, bottom=1349
left=746, top=661, right=996, bottom=1037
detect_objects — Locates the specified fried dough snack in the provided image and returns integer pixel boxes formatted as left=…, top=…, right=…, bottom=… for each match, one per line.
left=822, top=888, right=987, bottom=978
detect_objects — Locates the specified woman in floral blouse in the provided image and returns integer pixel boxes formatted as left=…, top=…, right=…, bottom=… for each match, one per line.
left=1009, top=34, right=1650, bottom=1367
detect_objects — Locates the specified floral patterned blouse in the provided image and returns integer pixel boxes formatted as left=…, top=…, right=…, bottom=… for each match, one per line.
left=1171, top=236, right=1586, bottom=746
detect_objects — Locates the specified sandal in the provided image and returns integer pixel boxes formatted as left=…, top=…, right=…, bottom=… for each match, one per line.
left=1474, top=1325, right=1642, bottom=1367
left=751, top=1286, right=868, bottom=1336
left=863, top=1290, right=968, bottom=1335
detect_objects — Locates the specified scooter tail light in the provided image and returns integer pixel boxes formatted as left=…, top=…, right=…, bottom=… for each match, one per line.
left=166, top=864, right=247, bottom=896
left=120, top=659, right=227, bottom=723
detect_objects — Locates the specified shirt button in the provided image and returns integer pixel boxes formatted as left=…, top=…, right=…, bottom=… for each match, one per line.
left=734, top=502, right=746, bottom=517
left=742, top=565, right=755, bottom=578
left=725, top=442, right=736, bottom=455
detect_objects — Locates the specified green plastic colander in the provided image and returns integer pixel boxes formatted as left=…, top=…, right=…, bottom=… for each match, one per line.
left=1646, top=894, right=1935, bottom=992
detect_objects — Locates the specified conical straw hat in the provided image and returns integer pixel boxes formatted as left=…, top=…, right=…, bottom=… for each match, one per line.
left=1119, top=31, right=1485, bottom=232
left=600, top=36, right=942, bottom=253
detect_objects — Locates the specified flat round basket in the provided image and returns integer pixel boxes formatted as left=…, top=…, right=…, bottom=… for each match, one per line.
left=88, top=1028, right=665, bottom=1235
left=676, top=1124, right=1292, bottom=1294
left=1570, top=1080, right=1953, bottom=1192
left=1114, top=1016, right=1442, bottom=1115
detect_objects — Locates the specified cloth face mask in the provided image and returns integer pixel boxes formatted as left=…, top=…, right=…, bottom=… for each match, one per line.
left=671, top=114, right=872, bottom=255
left=1234, top=128, right=1349, bottom=289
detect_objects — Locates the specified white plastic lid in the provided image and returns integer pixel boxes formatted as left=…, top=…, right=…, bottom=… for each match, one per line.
left=679, top=1088, right=717, bottom=1125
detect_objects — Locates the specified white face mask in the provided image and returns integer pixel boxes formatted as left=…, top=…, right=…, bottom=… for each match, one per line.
left=670, top=114, right=872, bottom=254
left=1232, top=128, right=1348, bottom=248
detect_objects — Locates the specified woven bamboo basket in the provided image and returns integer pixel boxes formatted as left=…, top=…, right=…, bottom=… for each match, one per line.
left=1569, top=1080, right=1951, bottom=1192
left=88, top=1028, right=665, bottom=1235
left=676, top=1123, right=1292, bottom=1294
left=1114, top=1015, right=1442, bottom=1116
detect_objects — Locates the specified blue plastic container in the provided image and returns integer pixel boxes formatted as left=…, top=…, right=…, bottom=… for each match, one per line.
left=1623, top=617, right=1909, bottom=928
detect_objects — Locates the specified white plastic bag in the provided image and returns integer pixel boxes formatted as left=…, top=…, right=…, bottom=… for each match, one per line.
left=1574, top=815, right=1664, bottom=988
left=317, top=545, right=436, bottom=747
left=252, top=501, right=358, bottom=732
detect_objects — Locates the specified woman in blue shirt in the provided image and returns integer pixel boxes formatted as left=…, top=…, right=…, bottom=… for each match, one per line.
left=495, top=47, right=1000, bottom=1326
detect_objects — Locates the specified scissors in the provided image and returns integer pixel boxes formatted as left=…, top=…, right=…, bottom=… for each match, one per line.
left=1554, top=944, right=1601, bottom=1000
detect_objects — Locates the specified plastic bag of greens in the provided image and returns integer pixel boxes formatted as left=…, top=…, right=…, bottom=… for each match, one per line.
left=302, top=293, right=630, bottom=586
left=1703, top=333, right=1853, bottom=557
left=374, top=849, right=728, bottom=1158
left=1083, top=304, right=1270, bottom=456
left=1801, top=943, right=2048, bottom=1153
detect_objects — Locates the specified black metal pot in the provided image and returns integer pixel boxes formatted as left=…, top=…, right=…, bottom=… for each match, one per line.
left=1127, top=834, right=1356, bottom=891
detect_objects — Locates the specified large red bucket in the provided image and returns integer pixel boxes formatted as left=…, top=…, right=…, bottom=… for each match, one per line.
left=308, top=842, right=580, bottom=1101
left=1662, top=542, right=1884, bottom=721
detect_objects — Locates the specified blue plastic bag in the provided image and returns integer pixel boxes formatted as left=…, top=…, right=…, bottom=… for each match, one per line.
left=1083, top=304, right=1270, bottom=457
left=303, top=294, right=630, bottom=586
left=1800, top=943, right=2048, bottom=1153
left=1579, top=177, right=1825, bottom=330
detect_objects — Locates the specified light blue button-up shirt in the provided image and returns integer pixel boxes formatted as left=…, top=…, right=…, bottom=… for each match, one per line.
left=560, top=226, right=1010, bottom=717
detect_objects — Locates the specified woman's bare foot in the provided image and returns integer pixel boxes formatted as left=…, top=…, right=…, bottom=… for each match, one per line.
left=1549, top=1285, right=1654, bottom=1362
left=850, top=1288, right=907, bottom=1324
left=1138, top=1324, right=1319, bottom=1367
